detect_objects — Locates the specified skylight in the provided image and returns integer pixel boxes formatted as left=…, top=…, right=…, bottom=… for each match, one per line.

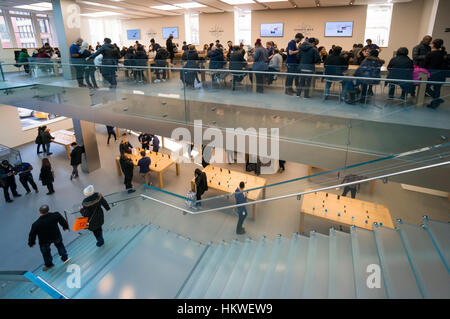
left=175, top=2, right=207, bottom=9
left=80, top=11, right=122, bottom=17
left=151, top=5, right=181, bottom=11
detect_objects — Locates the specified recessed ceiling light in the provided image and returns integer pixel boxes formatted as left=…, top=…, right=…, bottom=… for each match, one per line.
left=220, top=0, right=255, bottom=4
left=257, top=0, right=288, bottom=2
left=151, top=5, right=181, bottom=10
left=175, top=2, right=207, bottom=9
left=80, top=11, right=122, bottom=17
left=78, top=1, right=121, bottom=9
left=14, top=2, right=53, bottom=11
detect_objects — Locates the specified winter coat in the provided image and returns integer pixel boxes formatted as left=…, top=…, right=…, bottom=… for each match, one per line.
left=155, top=48, right=170, bottom=67
left=40, top=131, right=54, bottom=144
left=208, top=50, right=226, bottom=70
left=354, top=56, right=385, bottom=85
left=387, top=55, right=413, bottom=88
left=412, top=42, right=431, bottom=68
left=70, top=145, right=85, bottom=166
left=80, top=192, right=110, bottom=231
left=297, top=42, right=320, bottom=72
left=28, top=212, right=69, bottom=246
left=132, top=51, right=148, bottom=68
left=324, top=54, right=349, bottom=77
left=424, top=50, right=447, bottom=81
left=119, top=157, right=134, bottom=177
left=39, top=166, right=54, bottom=186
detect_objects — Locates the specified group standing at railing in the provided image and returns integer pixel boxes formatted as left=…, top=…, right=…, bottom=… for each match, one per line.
left=11, top=32, right=449, bottom=109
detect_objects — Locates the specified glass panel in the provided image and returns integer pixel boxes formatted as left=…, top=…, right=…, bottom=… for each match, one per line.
left=10, top=16, right=37, bottom=48
left=0, top=13, right=12, bottom=48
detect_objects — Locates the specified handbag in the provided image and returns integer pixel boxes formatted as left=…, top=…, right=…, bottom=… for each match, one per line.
left=72, top=217, right=88, bottom=231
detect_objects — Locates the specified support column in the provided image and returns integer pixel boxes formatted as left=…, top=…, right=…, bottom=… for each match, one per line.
left=72, top=119, right=101, bottom=173
left=51, top=0, right=81, bottom=80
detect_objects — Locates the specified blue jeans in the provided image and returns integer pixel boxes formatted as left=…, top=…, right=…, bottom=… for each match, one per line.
left=40, top=238, right=68, bottom=267
left=285, top=64, right=299, bottom=91
left=45, top=143, right=51, bottom=154
left=236, top=207, right=248, bottom=233
left=93, top=228, right=104, bottom=246
left=71, top=164, right=79, bottom=177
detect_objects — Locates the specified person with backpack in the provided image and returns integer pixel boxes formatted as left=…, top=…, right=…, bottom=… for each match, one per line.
left=28, top=205, right=70, bottom=271
left=80, top=185, right=110, bottom=247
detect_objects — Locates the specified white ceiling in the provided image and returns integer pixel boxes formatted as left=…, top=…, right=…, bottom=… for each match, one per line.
left=1, top=0, right=413, bottom=19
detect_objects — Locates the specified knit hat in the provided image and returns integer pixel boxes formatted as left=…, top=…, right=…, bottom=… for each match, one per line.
left=83, top=185, right=95, bottom=197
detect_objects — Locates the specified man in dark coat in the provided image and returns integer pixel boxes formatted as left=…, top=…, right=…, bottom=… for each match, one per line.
left=0, top=160, right=21, bottom=203
left=412, top=35, right=432, bottom=68
left=70, top=142, right=85, bottom=180
left=119, top=154, right=135, bottom=193
left=138, top=132, right=151, bottom=150
left=323, top=46, right=349, bottom=100
left=297, top=38, right=320, bottom=98
left=166, top=35, right=175, bottom=63
left=28, top=205, right=70, bottom=271
left=387, top=47, right=414, bottom=99
left=87, top=37, right=120, bottom=88
left=80, top=185, right=110, bottom=247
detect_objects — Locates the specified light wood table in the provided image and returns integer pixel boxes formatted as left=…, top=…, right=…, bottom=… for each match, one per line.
left=299, top=190, right=394, bottom=233
left=115, top=147, right=180, bottom=189
left=52, top=130, right=75, bottom=159
left=146, top=58, right=171, bottom=83
left=191, top=165, right=267, bottom=220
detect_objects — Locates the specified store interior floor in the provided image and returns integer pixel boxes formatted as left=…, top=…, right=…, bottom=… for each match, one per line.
left=0, top=123, right=448, bottom=271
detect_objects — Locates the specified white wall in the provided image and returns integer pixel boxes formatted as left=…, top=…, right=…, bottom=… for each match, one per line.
left=0, top=104, right=73, bottom=148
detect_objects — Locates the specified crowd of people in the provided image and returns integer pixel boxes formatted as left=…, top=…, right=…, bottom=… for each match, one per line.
left=14, top=33, right=448, bottom=109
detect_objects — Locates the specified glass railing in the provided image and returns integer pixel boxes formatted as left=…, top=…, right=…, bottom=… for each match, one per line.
left=0, top=270, right=68, bottom=299
left=0, top=59, right=448, bottom=165
left=61, top=141, right=449, bottom=240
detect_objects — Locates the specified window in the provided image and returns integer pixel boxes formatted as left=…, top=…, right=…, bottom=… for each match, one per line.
left=234, top=7, right=251, bottom=45
left=38, top=19, right=48, bottom=33
left=0, top=11, right=12, bottom=48
left=364, top=4, right=393, bottom=48
left=185, top=12, right=199, bottom=45
left=11, top=16, right=37, bottom=48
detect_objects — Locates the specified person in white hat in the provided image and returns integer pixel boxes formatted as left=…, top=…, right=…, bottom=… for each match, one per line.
left=79, top=185, right=110, bottom=247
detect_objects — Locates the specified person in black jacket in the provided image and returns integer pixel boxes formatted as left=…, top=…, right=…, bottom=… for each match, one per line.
left=229, top=46, right=248, bottom=91
left=15, top=161, right=38, bottom=194
left=132, top=45, right=148, bottom=83
left=123, top=47, right=135, bottom=79
left=119, top=138, right=133, bottom=154
left=39, top=158, right=55, bottom=195
left=154, top=47, right=170, bottom=82
left=323, top=46, right=349, bottom=100
left=138, top=132, right=151, bottom=150
left=41, top=127, right=54, bottom=156
left=1, top=160, right=21, bottom=203
left=208, top=45, right=226, bottom=85
left=80, top=185, right=110, bottom=247
left=386, top=47, right=414, bottom=99
left=119, top=154, right=135, bottom=193
left=166, top=35, right=175, bottom=64
left=35, top=126, right=46, bottom=154
left=69, top=142, right=85, bottom=180
left=87, top=37, right=120, bottom=88
left=424, top=39, right=447, bottom=109
left=413, top=35, right=432, bottom=68
left=28, top=205, right=70, bottom=271
left=194, top=168, right=208, bottom=207
left=106, top=125, right=117, bottom=144
left=181, top=45, right=200, bottom=88
left=79, top=42, right=98, bottom=89
left=297, top=38, right=320, bottom=98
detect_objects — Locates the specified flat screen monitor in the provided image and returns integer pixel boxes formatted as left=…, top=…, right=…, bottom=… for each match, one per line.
left=126, top=29, right=140, bottom=40
left=260, top=23, right=284, bottom=37
left=324, top=21, right=353, bottom=37
left=162, top=27, right=179, bottom=39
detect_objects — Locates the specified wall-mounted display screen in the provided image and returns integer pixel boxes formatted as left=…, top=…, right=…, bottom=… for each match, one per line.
left=126, top=29, right=140, bottom=40
left=324, top=21, right=353, bottom=37
left=260, top=23, right=284, bottom=37
left=162, top=27, right=179, bottom=39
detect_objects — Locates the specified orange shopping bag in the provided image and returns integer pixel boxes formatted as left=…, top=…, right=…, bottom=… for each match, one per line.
left=72, top=217, right=89, bottom=231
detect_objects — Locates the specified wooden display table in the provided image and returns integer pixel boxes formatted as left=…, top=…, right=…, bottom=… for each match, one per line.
left=115, top=147, right=180, bottom=189
left=191, top=165, right=267, bottom=220
left=299, top=190, right=394, bottom=233
left=52, top=130, right=75, bottom=159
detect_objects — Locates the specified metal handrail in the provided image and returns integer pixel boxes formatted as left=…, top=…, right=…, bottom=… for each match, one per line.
left=140, top=161, right=450, bottom=215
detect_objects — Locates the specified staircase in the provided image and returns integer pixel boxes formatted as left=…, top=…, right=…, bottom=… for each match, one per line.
left=1, top=217, right=448, bottom=299
left=178, top=216, right=450, bottom=299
